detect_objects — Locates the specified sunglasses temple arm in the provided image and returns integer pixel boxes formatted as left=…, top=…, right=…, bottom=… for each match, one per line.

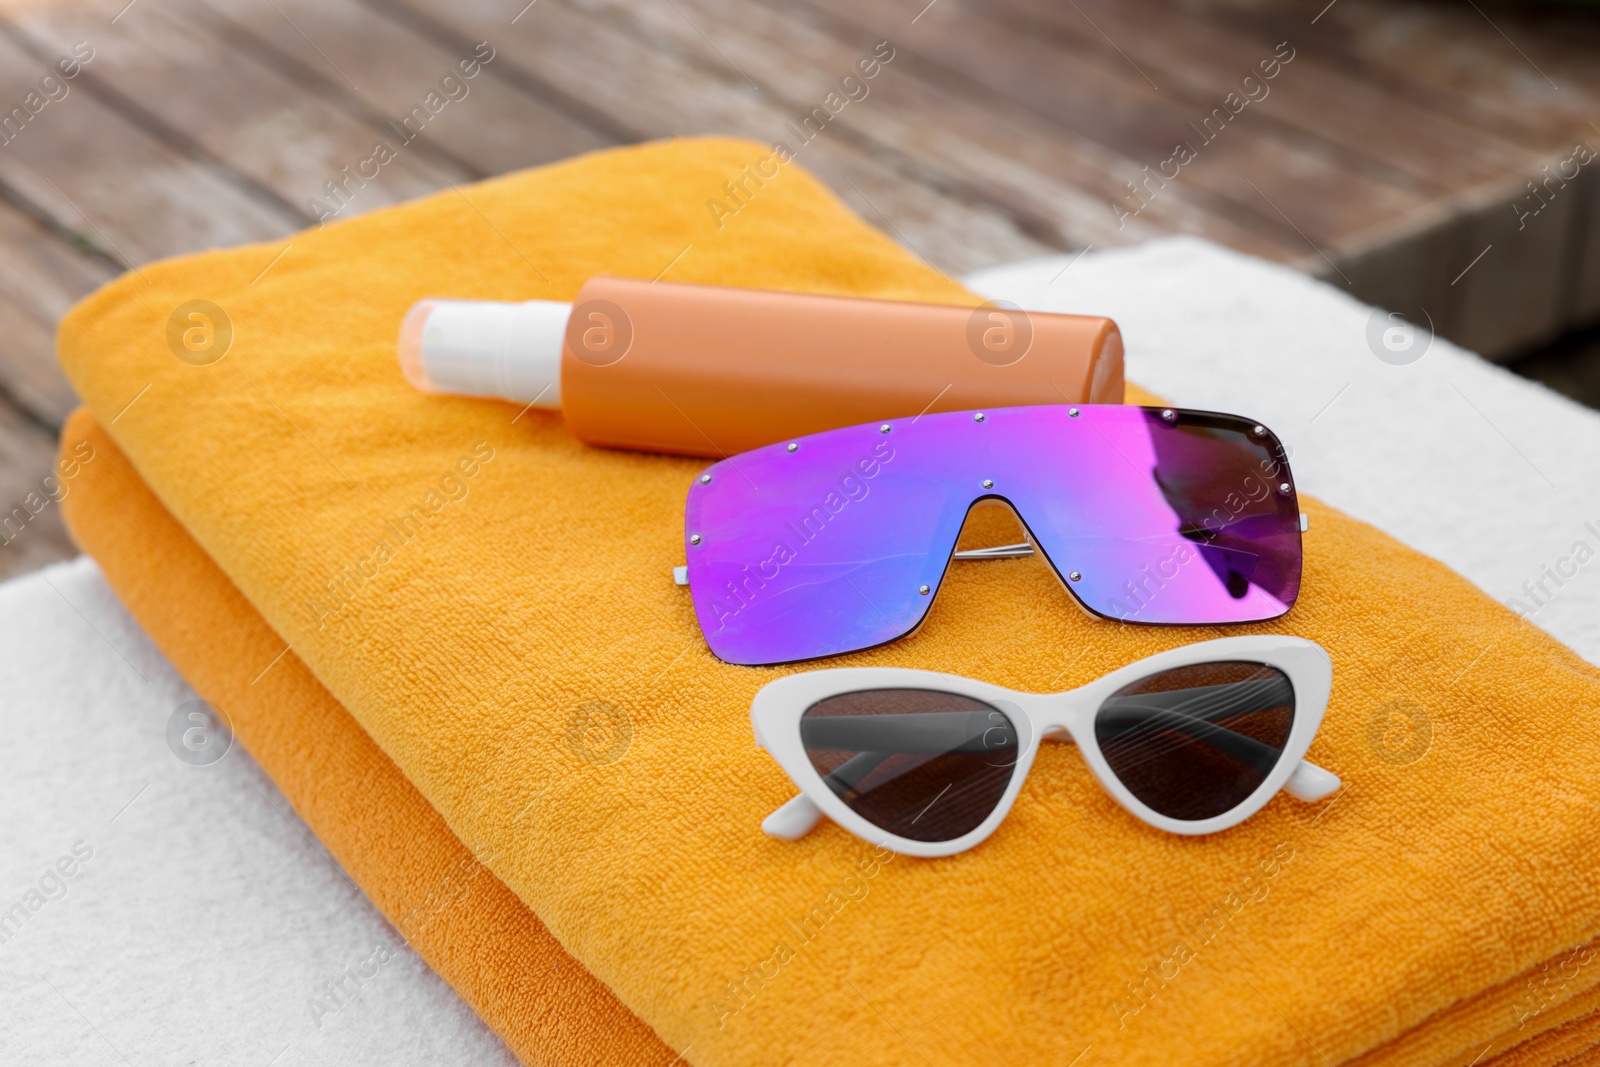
left=1284, top=760, right=1340, bottom=802
left=1109, top=705, right=1339, bottom=801
left=763, top=793, right=824, bottom=840
left=1098, top=699, right=1340, bottom=801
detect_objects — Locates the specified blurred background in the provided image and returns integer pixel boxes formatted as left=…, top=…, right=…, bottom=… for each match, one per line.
left=0, top=0, right=1597, bottom=581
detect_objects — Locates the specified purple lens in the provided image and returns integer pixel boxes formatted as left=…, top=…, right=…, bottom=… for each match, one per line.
left=684, top=406, right=1300, bottom=665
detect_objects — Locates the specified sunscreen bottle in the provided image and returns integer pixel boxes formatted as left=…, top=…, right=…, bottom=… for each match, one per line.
left=399, top=275, right=1123, bottom=458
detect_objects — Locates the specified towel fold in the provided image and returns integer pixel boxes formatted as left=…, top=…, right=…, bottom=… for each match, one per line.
left=56, top=411, right=670, bottom=1067
left=57, top=136, right=1600, bottom=1067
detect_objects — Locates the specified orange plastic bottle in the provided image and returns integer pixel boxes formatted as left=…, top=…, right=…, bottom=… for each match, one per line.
left=400, top=276, right=1123, bottom=458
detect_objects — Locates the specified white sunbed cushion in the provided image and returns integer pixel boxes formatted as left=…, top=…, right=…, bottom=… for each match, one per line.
left=0, top=557, right=517, bottom=1067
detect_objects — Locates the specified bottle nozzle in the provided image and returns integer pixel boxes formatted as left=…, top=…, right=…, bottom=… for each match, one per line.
left=398, top=298, right=570, bottom=408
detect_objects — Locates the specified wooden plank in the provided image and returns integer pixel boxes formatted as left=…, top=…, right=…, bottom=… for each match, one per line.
left=562, top=0, right=1310, bottom=260
left=1174, top=0, right=1600, bottom=355
left=1300, top=164, right=1583, bottom=359
left=1446, top=164, right=1590, bottom=358
left=0, top=0, right=1590, bottom=377
left=1571, top=165, right=1600, bottom=328
left=1251, top=0, right=1600, bottom=146
left=0, top=196, right=111, bottom=427
left=543, top=0, right=1600, bottom=357
left=791, top=0, right=1435, bottom=254
left=0, top=19, right=299, bottom=441
left=0, top=390, right=78, bottom=581
left=1322, top=131, right=1600, bottom=358
left=368, top=0, right=1055, bottom=275
left=791, top=0, right=1598, bottom=356
left=0, top=29, right=296, bottom=265
left=983, top=0, right=1541, bottom=195
left=8, top=0, right=472, bottom=227
left=1332, top=205, right=1459, bottom=346
left=185, top=0, right=617, bottom=180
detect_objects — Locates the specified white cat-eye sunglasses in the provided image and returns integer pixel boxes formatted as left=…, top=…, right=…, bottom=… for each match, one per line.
left=751, top=636, right=1341, bottom=858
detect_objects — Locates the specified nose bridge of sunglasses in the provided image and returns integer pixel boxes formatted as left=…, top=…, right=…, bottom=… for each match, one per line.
left=940, top=498, right=1105, bottom=625
left=950, top=497, right=1034, bottom=561
left=991, top=695, right=1078, bottom=745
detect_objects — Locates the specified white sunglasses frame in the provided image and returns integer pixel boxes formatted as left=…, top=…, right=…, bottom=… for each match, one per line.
left=751, top=635, right=1341, bottom=857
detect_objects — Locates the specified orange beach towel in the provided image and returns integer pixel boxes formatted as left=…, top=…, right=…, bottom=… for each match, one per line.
left=57, top=137, right=1600, bottom=1067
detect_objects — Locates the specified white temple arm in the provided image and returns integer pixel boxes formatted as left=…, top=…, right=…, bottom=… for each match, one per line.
left=1284, top=761, right=1340, bottom=802
left=762, top=794, right=824, bottom=840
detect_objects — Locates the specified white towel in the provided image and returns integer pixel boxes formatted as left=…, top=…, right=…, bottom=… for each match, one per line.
left=0, top=557, right=516, bottom=1066
left=969, top=237, right=1600, bottom=665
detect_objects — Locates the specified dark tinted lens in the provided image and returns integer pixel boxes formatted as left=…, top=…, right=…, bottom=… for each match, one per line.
left=1146, top=410, right=1301, bottom=610
left=801, top=689, right=1019, bottom=842
left=1094, top=662, right=1294, bottom=821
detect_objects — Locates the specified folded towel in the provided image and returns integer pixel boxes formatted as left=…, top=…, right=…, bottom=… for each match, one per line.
left=1500, top=1015, right=1600, bottom=1067
left=0, top=554, right=516, bottom=1065
left=54, top=412, right=670, bottom=1066
left=58, top=136, right=1600, bottom=1067
left=59, top=421, right=1600, bottom=1067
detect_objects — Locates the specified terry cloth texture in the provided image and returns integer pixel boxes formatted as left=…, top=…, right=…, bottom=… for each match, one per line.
left=58, top=417, right=1600, bottom=1067
left=57, top=136, right=1600, bottom=1067
left=0, top=557, right=516, bottom=1067
left=56, top=414, right=672, bottom=1067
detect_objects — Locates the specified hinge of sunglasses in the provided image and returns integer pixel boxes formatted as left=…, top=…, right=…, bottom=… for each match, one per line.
left=673, top=565, right=689, bottom=586
left=1300, top=513, right=1309, bottom=533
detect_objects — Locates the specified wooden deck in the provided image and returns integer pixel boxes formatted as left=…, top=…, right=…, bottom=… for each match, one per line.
left=1, top=0, right=1598, bottom=580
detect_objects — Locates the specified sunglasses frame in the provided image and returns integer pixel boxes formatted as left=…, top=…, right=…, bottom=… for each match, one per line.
left=751, top=635, right=1339, bottom=857
left=683, top=404, right=1304, bottom=667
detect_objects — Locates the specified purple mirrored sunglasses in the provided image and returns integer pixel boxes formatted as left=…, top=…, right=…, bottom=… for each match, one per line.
left=682, top=405, right=1302, bottom=666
